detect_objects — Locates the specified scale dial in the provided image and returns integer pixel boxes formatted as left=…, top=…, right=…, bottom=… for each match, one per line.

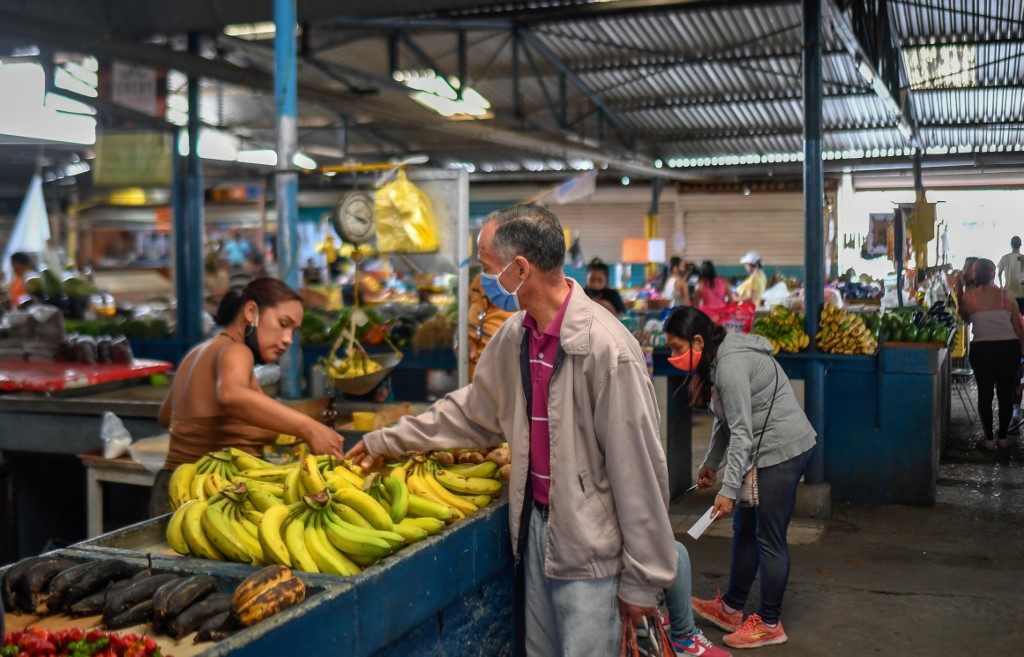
left=333, top=191, right=376, bottom=244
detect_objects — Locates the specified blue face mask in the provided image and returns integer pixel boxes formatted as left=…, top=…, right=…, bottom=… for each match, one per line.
left=480, top=260, right=524, bottom=312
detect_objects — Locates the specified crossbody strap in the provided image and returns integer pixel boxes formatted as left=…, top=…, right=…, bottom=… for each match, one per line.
left=751, top=359, right=781, bottom=464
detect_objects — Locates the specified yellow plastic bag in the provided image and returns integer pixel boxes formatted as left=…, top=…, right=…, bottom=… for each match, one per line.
left=375, top=169, right=439, bottom=253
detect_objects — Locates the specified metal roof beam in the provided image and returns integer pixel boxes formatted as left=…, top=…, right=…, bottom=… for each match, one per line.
left=611, top=90, right=874, bottom=112
left=0, top=10, right=355, bottom=109
left=519, top=28, right=646, bottom=155
left=828, top=0, right=918, bottom=146
left=438, top=0, right=799, bottom=24
left=565, top=49, right=848, bottom=73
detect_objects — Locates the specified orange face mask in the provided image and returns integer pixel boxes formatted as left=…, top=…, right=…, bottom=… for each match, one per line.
left=668, top=347, right=703, bottom=372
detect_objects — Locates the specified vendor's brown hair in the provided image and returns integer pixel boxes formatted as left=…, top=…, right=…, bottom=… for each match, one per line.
left=215, top=277, right=302, bottom=326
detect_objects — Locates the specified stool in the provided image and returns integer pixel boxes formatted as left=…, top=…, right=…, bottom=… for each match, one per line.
left=78, top=452, right=157, bottom=538
left=950, top=366, right=977, bottom=426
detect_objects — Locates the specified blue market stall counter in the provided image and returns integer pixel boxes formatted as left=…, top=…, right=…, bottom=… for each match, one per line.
left=653, top=342, right=950, bottom=507
left=4, top=498, right=514, bottom=657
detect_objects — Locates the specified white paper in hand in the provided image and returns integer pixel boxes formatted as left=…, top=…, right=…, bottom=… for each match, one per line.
left=687, top=506, right=720, bottom=540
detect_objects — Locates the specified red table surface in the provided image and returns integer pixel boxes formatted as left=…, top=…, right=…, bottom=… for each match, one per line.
left=0, top=359, right=173, bottom=392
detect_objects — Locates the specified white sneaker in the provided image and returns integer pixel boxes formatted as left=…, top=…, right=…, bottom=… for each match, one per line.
left=978, top=438, right=998, bottom=451
left=998, top=437, right=1014, bottom=449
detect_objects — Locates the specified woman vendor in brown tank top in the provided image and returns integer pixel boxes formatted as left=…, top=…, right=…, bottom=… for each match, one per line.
left=149, top=278, right=346, bottom=516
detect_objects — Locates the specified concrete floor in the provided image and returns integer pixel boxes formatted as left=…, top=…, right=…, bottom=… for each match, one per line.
left=669, top=382, right=1024, bottom=656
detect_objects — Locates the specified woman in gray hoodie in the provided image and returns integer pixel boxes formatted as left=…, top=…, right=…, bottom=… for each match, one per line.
left=663, top=307, right=816, bottom=650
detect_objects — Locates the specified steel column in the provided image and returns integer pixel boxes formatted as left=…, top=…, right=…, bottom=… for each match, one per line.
left=803, top=0, right=826, bottom=485
left=178, top=34, right=205, bottom=347
left=275, top=0, right=302, bottom=398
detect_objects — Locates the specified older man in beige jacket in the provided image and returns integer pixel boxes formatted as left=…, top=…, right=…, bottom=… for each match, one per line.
left=348, top=204, right=676, bottom=656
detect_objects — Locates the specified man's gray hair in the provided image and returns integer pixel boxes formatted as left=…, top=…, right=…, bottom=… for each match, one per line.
left=483, top=204, right=565, bottom=273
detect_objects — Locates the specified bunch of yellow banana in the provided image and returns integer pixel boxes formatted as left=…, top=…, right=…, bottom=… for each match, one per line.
left=816, top=302, right=878, bottom=355
left=230, top=565, right=306, bottom=627
left=752, top=306, right=810, bottom=355
left=325, top=351, right=383, bottom=380
left=403, top=456, right=503, bottom=523
left=168, top=447, right=278, bottom=510
left=166, top=481, right=268, bottom=565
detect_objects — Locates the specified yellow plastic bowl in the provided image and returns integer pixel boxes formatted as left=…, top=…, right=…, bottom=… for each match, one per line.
left=352, top=412, right=377, bottom=431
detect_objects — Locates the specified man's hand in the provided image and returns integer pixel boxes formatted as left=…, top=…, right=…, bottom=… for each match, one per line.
left=344, top=439, right=385, bottom=469
left=618, top=598, right=658, bottom=630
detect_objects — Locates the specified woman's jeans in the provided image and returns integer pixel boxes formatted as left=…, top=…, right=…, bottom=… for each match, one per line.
left=723, top=448, right=813, bottom=625
left=663, top=541, right=696, bottom=638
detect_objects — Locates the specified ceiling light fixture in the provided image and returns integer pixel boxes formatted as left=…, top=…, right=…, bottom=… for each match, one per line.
left=394, top=69, right=492, bottom=119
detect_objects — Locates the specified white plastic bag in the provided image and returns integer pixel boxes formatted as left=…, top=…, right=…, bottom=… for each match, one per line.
left=762, top=282, right=791, bottom=309
left=100, top=411, right=132, bottom=459
left=128, top=434, right=170, bottom=473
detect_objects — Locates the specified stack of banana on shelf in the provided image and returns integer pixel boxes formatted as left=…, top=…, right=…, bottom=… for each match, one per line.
left=1, top=557, right=303, bottom=643
left=164, top=445, right=510, bottom=575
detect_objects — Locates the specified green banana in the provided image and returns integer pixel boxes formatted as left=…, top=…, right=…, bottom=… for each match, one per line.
left=382, top=476, right=409, bottom=523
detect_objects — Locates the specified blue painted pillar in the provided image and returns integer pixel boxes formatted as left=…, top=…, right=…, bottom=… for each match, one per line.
left=275, top=0, right=302, bottom=398
left=177, top=33, right=205, bottom=346
left=803, top=0, right=826, bottom=484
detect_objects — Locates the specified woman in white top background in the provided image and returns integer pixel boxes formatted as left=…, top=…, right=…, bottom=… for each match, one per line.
left=958, top=258, right=1024, bottom=451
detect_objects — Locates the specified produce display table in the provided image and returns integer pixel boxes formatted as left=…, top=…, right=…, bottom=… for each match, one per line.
left=0, top=359, right=172, bottom=392
left=3, top=499, right=514, bottom=656
left=652, top=343, right=950, bottom=506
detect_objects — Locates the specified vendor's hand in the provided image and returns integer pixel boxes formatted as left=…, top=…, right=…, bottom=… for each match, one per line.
left=712, top=494, right=734, bottom=519
left=697, top=466, right=717, bottom=490
left=344, top=439, right=385, bottom=470
left=618, top=598, right=658, bottom=630
left=300, top=422, right=346, bottom=461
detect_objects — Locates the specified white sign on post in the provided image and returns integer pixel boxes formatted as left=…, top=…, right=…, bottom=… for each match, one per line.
left=111, top=62, right=158, bottom=116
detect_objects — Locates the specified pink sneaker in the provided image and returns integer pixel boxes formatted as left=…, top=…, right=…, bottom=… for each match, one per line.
left=723, top=614, right=788, bottom=649
left=672, top=629, right=732, bottom=656
left=692, top=590, right=742, bottom=632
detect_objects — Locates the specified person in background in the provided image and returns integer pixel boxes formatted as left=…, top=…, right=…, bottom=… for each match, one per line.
left=151, top=277, right=346, bottom=516
left=736, top=252, right=768, bottom=307
left=224, top=231, right=252, bottom=269
left=660, top=256, right=692, bottom=308
left=692, top=261, right=737, bottom=310
left=997, top=236, right=1024, bottom=314
left=347, top=204, right=677, bottom=657
left=8, top=252, right=35, bottom=307
left=466, top=272, right=514, bottom=381
left=662, top=307, right=816, bottom=650
left=584, top=258, right=627, bottom=317
left=957, top=259, right=1024, bottom=451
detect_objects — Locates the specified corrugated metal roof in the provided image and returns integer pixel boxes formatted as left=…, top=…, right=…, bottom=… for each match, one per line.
left=10, top=0, right=1022, bottom=176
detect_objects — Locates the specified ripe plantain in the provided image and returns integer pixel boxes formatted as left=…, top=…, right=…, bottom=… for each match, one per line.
left=167, top=592, right=233, bottom=640
left=232, top=575, right=306, bottom=627
left=231, top=565, right=293, bottom=611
